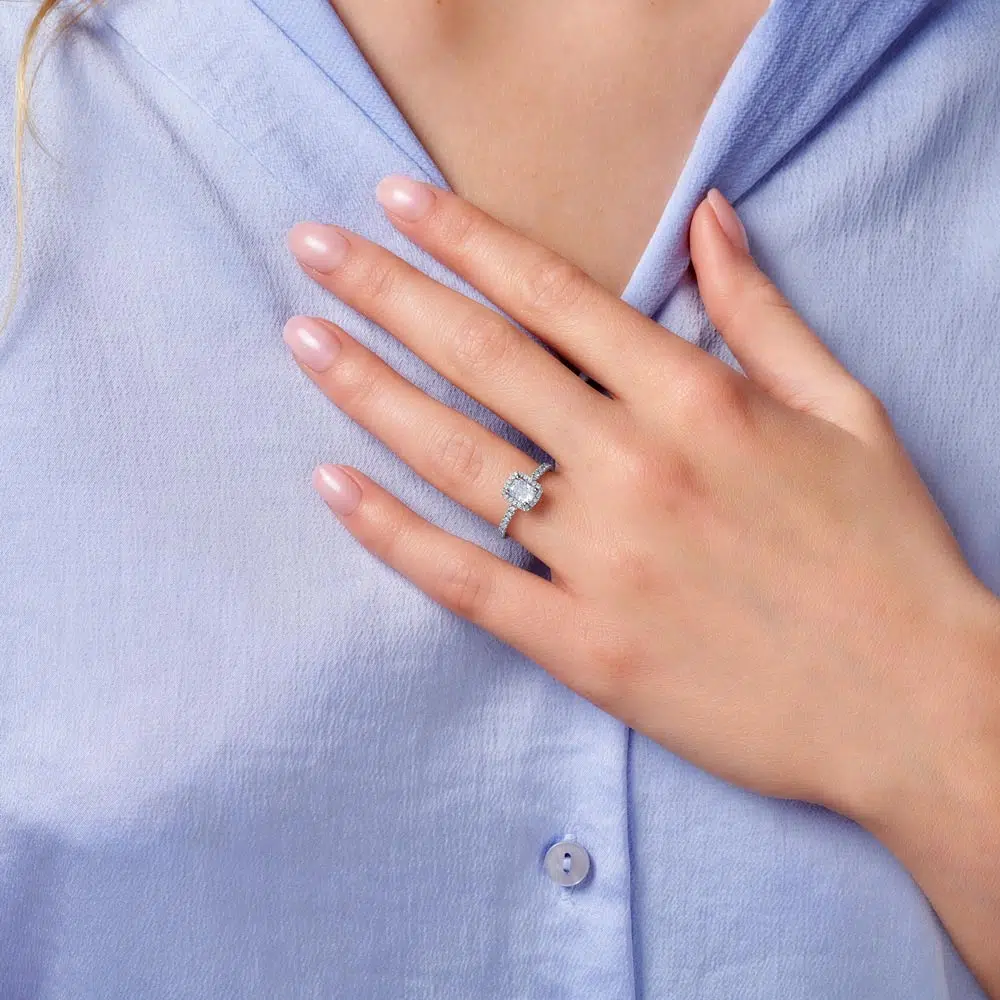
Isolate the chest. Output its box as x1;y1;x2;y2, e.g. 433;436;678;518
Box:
329;0;769;296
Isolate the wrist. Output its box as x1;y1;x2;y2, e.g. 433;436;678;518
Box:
856;581;1000;840
856;579;1000;840
849;581;1000;992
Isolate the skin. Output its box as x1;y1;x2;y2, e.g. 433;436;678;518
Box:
281;177;1000;996
329;0;770;296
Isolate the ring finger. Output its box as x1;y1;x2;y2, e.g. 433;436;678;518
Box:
282;314;573;558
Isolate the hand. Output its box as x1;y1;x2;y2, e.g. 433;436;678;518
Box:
283;176;999;822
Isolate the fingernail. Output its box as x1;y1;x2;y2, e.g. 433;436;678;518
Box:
375;174;435;222
706;188;749;252
286;223;349;272
282;315;341;372
313;464;362;515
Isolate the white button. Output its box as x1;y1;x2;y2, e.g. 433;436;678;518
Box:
544;839;591;887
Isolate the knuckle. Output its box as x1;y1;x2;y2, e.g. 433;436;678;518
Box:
657;452;705;510
745;267;784;307
716;287;753;336
435;553;490;617
673;367;756;436
357;498;406;564
709;376;758;435
524;255;590;313
606;430;704;515
426;425;486;490
333;356;382;408
433;204;480;254
351;252;397;303
449;308;514;375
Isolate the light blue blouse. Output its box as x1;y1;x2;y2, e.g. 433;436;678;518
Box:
1;0;998;996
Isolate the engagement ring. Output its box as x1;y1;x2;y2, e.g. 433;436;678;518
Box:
498;461;553;538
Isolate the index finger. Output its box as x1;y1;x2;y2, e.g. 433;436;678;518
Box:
373;173;710;399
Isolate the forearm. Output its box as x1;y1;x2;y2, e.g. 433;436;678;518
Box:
856;586;1000;998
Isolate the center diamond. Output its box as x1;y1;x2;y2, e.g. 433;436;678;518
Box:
502;472;542;510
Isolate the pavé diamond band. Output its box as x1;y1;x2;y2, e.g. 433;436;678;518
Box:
497;461;554;538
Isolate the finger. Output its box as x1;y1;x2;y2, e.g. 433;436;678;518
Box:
283;314;572;561
286;219;608;462
312;462;584;677
690;190;896;446
368;173;713;401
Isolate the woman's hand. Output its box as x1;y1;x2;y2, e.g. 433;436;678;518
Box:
284;176;1000;993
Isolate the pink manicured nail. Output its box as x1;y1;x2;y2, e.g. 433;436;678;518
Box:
313;464;362;515
282;315;341;372
286;223;349;272
706;188;750;252
375;174;435;222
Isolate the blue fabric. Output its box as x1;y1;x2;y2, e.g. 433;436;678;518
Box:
1;0;997;996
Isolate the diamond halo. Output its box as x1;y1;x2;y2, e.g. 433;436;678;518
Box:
498;462;553;537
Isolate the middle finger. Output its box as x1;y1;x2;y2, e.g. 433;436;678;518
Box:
286;221;610;463
282;314;574;561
